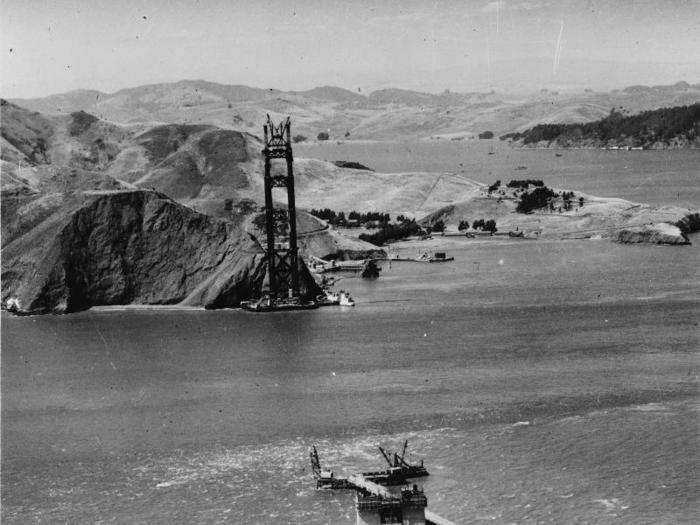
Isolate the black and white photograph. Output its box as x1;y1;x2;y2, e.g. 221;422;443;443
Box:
1;1;698;523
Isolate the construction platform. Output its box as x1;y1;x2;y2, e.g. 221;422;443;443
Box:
310;443;454;525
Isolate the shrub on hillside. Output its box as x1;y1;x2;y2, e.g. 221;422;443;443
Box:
332;160;374;171
69;111;99;136
317;132;329;141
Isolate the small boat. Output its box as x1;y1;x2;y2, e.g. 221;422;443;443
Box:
339;291;355;306
508;230;524;238
416;251;454;263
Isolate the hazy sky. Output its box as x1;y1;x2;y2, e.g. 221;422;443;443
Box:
2;0;699;97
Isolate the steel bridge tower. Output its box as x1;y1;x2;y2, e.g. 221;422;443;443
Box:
262;115;301;301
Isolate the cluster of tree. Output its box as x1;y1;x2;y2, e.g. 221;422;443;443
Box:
471;218;498;233
500;104;700;146
507;179;544;189
516;186;556;213
308;208;391;227
332;160;374;171
308;208;349;226
559;191;584;211
457;219;497;232
359;219;423;246
349;210;391;224
430;219;445;233
487;180;501;192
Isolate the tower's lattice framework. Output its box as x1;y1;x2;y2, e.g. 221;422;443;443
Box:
262;115;300;301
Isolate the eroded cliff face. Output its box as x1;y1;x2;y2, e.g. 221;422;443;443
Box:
1;190;316;314
615;223;690;245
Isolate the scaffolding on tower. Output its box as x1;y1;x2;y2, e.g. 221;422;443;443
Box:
242;115;318;311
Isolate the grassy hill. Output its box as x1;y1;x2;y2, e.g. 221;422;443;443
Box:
9;81;700;141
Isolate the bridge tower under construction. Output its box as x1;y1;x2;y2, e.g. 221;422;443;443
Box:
262;115;301;302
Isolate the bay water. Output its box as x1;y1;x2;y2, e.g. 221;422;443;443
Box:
2;143;699;523
2;237;697;523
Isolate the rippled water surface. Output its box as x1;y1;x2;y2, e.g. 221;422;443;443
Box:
3;236;698;523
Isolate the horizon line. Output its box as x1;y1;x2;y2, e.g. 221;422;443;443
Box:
6;77;700;101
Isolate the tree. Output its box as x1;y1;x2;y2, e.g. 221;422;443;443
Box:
488;180;501;193
458;220;470;231
317;132;329;141
483;219;497;234
516;186;556;213
344;131;350;138
432;219;445;232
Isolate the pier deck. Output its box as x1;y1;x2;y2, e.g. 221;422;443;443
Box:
346;474;454;525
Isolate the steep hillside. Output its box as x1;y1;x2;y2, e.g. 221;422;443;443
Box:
0;99;55;164
1;103;387;315
1;189;320;315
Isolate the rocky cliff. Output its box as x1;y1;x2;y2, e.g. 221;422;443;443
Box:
1;190;318;315
616;223;690;245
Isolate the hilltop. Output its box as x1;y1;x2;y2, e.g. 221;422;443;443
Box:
9;80;700;141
